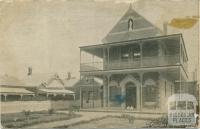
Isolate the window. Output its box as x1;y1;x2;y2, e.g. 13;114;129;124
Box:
145;85;157;102
177;101;186;110
128;18;134;31
132;44;141;59
133;53;140;57
187;101;194;110
121;46;130;61
143;42;158;57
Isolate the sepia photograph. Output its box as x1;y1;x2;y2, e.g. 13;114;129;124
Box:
0;0;199;128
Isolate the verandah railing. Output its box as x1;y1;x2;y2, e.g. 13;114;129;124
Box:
80;55;186;72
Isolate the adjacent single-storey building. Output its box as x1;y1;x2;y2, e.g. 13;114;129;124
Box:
0;74;75;113
0;72;102;113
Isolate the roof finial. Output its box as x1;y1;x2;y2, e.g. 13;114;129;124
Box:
128;3;133;10
128;0;136;10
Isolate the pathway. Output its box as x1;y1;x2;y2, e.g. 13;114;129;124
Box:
27;112;107;128
26;111;164;128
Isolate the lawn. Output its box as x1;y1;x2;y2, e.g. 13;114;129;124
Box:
61;116;150;128
1;110;80;128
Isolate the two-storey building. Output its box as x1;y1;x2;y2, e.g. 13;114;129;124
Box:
79;6;189;112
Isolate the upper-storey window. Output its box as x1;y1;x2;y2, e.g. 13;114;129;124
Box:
121;46;129;61
143;42;158;57
132;44;140;59
128;18;134;31
120;44;141;61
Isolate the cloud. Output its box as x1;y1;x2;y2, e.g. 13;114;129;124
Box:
169;17;198;29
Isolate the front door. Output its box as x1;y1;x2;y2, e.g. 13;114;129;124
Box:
126;83;137;108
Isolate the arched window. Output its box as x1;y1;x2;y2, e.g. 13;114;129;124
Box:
128;18;134;31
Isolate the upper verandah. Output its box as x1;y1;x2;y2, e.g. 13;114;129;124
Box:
80;33;188;62
79;5;189;74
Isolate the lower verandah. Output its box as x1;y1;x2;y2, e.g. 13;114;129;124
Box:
80;70;187;113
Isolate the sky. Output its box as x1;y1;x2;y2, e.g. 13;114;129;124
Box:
0;0;199;80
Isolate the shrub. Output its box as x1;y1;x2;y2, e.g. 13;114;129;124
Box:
120;113;135;124
128;115;135;124
2;110;81;128
23;110;31;117
5;124;15;128
68;105;75;117
146;115;168;128
22;110;31;124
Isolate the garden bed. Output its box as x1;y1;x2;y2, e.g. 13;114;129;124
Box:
56;114;150;128
1;110;80;128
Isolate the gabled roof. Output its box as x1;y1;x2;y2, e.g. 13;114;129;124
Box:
38;74;65;90
102;5;162;43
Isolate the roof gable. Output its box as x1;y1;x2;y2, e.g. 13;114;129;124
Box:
102;6;162;43
39;74;65;89
46;79;64;89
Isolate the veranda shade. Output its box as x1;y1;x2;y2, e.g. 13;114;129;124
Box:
38;88;75;95
168;93;198;105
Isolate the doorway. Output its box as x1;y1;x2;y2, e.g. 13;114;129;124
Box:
125;82;137;108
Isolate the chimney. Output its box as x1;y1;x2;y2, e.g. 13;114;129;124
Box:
27;67;32;76
163;22;168;35
67;72;71;80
